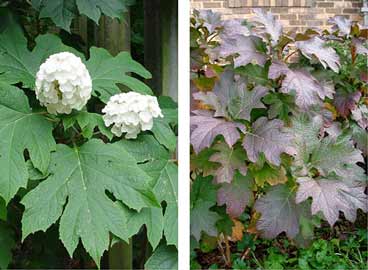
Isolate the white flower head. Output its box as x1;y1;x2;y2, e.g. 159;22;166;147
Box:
102;92;163;139
35;52;92;114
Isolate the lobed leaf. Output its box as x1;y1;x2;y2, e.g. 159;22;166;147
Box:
21;140;158;266
0;83;55;203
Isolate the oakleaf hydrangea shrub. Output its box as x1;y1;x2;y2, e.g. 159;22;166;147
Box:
190;9;367;248
0;7;177;269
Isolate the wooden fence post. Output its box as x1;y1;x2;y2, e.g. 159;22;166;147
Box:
144;0;178;100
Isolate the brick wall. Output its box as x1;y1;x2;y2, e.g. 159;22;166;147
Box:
191;0;363;31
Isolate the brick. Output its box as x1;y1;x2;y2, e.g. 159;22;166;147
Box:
317;2;334;8
343;8;360;14
298;14;316;20
203;2;222;8
280;14;297;20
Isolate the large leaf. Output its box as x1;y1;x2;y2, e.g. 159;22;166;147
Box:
217;35;267;68
269;61;332;109
228;85;268;121
310;135;363;177
217;171;254;218
190;176;220;241
0;25;80;89
86;47;152;103
21;140;158;266
119;135;178;247
252;9;283;45
296;177;367;226
255;185;309;239
32;0;77;31
33;0;132;31
328;16;352;36
191;110;245;153
242;117;295;166
295;37;340;72
151;117;177;152
0;83;55;203
209;142;247;183
76;0;130;24
145;244;178;270
122;206;164;250
0;223;15;269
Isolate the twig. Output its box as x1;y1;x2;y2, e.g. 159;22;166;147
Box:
284;50;299;63
240;235;258;260
224;235;232;267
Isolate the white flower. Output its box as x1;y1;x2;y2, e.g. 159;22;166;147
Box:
35;52;92;114
102;92;163;139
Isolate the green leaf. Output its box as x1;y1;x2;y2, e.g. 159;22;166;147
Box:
263;92;295;121
145;244;178;270
0;83;55;203
32;0;77;32
151;118;177;152
191;148;220;176
0;223;15;269
119;135;178;247
21;139;159;266
235;63;270;85
190;176;220;241
0;24;82;89
251;163;287;187
76;0;130;24
209;142;247;184
62;111;114;140
86;47;152;102
122;206;164;250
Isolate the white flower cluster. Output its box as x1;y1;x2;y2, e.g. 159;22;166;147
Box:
102;92;163;139
35;52;92;114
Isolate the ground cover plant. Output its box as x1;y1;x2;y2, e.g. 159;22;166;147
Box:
0;1;178;269
190;8;367;269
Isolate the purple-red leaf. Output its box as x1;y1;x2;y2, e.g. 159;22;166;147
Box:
252;8;283;45
242;117;296;166
255;185;309;239
190;110;245;153
217;35;267;68
217;171;253;217
296;177;367;226
333;90;361;118
269;61;332;109
328;16;352;36
295;37;340;72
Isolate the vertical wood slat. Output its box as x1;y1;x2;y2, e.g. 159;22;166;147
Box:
144;0;178;100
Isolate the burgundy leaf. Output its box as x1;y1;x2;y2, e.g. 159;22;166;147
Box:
296;177;367;226
217;172;253;217
242;117;296;166
269;61;331;109
217;35;267;68
190;110;245;153
295;37;340;72
328;16;352;36
252;8;283;45
333;90;361;118
255;185;309;239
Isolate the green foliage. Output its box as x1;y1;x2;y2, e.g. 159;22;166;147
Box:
31;0;133;31
0;6;177;269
